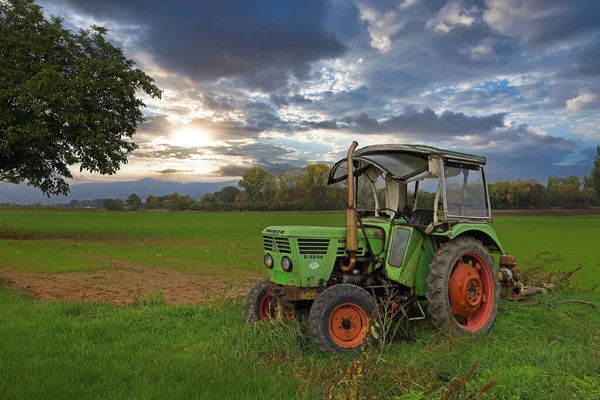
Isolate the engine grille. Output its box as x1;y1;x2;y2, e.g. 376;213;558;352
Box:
297;238;330;255
262;235;291;254
336;246;365;256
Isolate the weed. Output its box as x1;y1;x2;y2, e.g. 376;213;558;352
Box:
134;289;166;307
519;252;597;293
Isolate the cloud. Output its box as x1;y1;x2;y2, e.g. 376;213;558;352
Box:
484;0;600;46
566;91;600;112
52;0;347;89
215;158;297;177
155;169;194;174
426;1;477;34
306;107;506;137
37;0;600;185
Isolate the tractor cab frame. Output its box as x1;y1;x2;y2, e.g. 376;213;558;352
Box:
328;143;493;229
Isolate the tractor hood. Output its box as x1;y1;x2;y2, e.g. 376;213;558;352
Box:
263;225;384;240
261;224;387;287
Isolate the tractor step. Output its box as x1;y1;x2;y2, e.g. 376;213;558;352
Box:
393;296;426;321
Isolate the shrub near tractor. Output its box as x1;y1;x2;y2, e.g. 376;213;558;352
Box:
246;142;522;353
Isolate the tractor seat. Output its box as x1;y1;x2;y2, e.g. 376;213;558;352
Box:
408;209;434;226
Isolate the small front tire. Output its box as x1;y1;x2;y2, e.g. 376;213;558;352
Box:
245;279;275;323
309;284;378;353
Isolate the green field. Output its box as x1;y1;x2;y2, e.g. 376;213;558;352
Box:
0;210;599;399
0;210;598;285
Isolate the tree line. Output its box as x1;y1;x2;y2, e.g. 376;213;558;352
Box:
95;146;600;212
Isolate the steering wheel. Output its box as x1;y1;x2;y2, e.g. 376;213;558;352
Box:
378;208;400;220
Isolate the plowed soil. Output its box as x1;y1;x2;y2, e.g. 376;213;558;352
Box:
0;266;263;305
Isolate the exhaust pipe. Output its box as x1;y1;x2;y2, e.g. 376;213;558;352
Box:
342;141;359;273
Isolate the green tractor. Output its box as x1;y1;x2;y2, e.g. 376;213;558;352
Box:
245;142;521;353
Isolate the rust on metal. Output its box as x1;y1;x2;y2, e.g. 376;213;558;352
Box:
498;254;522;300
500;254;518;267
269;282;320;301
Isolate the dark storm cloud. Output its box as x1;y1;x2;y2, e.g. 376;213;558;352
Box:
469;123;585;181
53;0;347;88
306;108;506;136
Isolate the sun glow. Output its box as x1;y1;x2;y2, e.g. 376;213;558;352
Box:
170;128;213;147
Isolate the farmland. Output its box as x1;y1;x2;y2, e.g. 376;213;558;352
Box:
0;210;599;399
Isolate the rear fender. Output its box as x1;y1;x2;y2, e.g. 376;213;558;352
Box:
414;224;504;296
430;224;505;254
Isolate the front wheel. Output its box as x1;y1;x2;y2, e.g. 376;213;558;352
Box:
309;284;378;353
245;279;294;323
245;279;277;323
426;236;499;335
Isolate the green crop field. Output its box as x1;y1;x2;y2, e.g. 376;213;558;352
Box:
0;210;599;399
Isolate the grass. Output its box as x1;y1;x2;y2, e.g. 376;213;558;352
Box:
0;210;599;398
0;286;598;399
0;211;598;286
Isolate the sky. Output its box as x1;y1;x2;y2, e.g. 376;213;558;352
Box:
39;0;600;184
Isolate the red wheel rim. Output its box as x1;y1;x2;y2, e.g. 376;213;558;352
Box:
328;303;369;348
259;293;295;321
448;251;495;332
259;293;274;320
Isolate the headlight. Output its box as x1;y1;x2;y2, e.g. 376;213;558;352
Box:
281;256;293;272
264;253;274;269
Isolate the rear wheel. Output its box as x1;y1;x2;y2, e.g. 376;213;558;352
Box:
309;284;378;353
426;236;499;335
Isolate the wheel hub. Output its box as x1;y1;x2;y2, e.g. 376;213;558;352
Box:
449;262;483;318
329;303;369;348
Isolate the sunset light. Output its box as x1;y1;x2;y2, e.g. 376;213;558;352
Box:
170;128;213;147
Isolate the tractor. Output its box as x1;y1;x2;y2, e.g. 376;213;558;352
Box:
245;142;521;353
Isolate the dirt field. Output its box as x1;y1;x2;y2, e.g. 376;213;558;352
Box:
0;266;262;305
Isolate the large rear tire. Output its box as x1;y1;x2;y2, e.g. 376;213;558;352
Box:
308;284;378;353
426;236;499;335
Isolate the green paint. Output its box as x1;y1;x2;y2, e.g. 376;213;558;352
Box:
264;225;386;287
432;223;505;254
385;227;422;286
415;236;436;296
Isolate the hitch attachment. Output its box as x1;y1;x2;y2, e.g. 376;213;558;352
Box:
498;254;522;300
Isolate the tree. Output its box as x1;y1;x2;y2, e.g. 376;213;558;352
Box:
103;198;123;211
0;0;161;196
172;195;193;211
276;168;306;209
215;186;240;203
199;193;218;211
300;164;331;209
238;167;275;204
146;195;160;209
126;193;142;209
584;145;600;195
528;182;548;209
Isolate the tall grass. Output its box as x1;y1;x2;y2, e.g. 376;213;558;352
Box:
1;285;598;399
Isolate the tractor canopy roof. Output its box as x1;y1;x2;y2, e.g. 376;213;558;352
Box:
328;144;487;184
